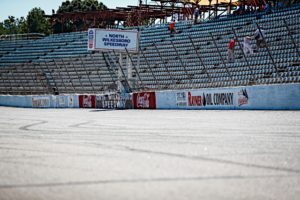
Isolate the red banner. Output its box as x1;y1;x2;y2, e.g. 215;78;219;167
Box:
79;95;96;108
133;92;156;109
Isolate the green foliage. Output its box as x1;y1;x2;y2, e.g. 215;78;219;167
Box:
53;0;108;33
0;7;51;35
27;7;51;34
0;1;108;35
18;17;28;34
57;0;107;13
0;16;28;35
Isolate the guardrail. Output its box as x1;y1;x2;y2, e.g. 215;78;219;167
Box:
0;33;45;41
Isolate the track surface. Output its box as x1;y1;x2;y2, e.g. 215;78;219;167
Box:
0;107;299;200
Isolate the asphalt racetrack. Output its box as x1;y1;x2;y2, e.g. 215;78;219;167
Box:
0;107;299;200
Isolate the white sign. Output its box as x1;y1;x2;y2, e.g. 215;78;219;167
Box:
87;29;139;52
32;97;50;108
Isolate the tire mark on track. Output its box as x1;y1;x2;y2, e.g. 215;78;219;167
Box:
0;174;297;189
87;143;300;174
19;120;48;131
69;121;94;128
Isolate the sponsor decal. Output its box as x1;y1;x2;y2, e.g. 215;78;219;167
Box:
188;92;202;106
57;96;65;107
79;95;96;108
96;94;119;109
133;92;156;109
32;97;50;108
83;95;92;108
68;96;74;108
176;92;187;107
238;89;249;106
88;29;94;49
181;91;234;107
137;93;150;108
212;92;233;106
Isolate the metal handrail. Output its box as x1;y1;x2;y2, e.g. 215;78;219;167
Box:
254;22;280;77
139;47;159;86
89;53;106;91
231;27;255;81
209;32;233;82
283;19;300;58
60;58;76;93
153;42;176;87
78;55;96;93
188;36;212;83
170;40;192;85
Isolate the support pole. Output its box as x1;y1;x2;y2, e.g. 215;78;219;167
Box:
111;51;133;92
125;48;145;89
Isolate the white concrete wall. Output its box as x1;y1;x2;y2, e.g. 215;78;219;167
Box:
0;95;80;108
1;84;300;110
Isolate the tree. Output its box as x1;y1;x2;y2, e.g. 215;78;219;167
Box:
57;0;107;13
3;16;18;34
0;22;6;35
27;7;51;35
54;0;108;33
18;17;28;34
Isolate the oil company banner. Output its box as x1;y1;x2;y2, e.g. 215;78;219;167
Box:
87;28;139;52
133;92;156;109
156;87;248;109
79;95;96;108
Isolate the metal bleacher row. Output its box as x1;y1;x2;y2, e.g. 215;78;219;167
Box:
0;4;300;95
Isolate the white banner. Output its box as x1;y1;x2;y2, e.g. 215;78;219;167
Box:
88;29;139;52
32;97;50;108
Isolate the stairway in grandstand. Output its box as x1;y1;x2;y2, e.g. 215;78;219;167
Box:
0;4;300;95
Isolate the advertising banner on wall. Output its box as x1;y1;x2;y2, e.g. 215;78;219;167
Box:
96;94;118;109
87;28;139;52
55;95;67;108
133;92;156;109
176;89;248;108
156;87;252;110
79;95;96;108
32;97;50;108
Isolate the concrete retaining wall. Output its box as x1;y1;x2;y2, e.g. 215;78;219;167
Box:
134;83;300;110
1;84;300;110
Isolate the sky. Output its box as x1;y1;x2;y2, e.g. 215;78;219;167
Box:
0;0;139;21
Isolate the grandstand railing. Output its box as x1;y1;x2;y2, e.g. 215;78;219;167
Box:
0;33;45;41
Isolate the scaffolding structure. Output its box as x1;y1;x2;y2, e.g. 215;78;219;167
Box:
48;0;267;32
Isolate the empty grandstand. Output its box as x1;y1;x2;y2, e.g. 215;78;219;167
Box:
0;0;299;109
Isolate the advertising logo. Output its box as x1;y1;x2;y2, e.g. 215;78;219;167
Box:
238;89;249;106
137;93;150;108
88;29;94;49
188;92;202;106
